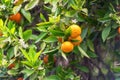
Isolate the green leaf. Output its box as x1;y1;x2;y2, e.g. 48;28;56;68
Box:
49;15;60;23
30;72;39;80
70;0;79;10
102;26;111;42
21;9;32;23
65;10;76;17
76;13;85;22
13;5;22;14
19;27;23;38
40;13;46;22
22;69;35;79
78;46;89;58
78;66;89;73
35;32;47;43
98;17;111;23
40;42;46;51
81;8;88;16
36;22;53;32
37;27;48;32
23;30;32;41
87;39;94;52
28;47;36;62
30;34;38;40
14;46;19;57
25;0;39;10
33;50;42;63
70;0;85;10
37;22;53;27
87;51;97;58
44;36;57;43
0;19;3;27
65;27;71;37
10;27;15;34
50;29;65;36
7;69;18;75
65;73;74;79
44;75;60;80
107;29;117;40
21;61;33;67
20;48;30;61
7;47;14;60
81;27;88;40
43;47;58;54
61;51;68;61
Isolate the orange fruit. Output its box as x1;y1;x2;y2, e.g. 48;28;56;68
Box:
71;36;82;46
8;63;15;69
61;41;74;53
57;37;63;43
53;56;57;63
9;12;22;23
43;55;49;64
17;77;23;80
118;27;120;34
69;24;81;38
0;31;3;36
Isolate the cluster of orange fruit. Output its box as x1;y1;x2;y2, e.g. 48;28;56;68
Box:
60;24;82;53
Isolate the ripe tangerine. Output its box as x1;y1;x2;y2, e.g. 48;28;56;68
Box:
71;36;82;46
9;12;22;23
69;24;81;38
61;41;74;53
17;77;23;80
118;27;120;34
43;55;49;64
8;63;15;69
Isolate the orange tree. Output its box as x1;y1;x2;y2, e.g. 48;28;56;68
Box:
0;0;120;80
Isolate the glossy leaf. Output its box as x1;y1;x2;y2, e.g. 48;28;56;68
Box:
81;27;88;40
40;13;46;22
21;9;32;23
50;29;65;36
102;26;111;42
25;0;39;10
19;27;23;38
22;69;35;79
23;30;32;41
35;32;47;43
78;46;89;58
13;5;22;14
44;36;57;43
20;48;31;61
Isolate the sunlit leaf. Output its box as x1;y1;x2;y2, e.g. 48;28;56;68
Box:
40;13;46;22
21;9;32;23
25;0;39;10
44;36;57;43
78;46;89;58
13;5;22;14
20;48;30;61
23;30;32;41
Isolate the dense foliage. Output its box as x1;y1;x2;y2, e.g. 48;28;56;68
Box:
0;0;120;80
